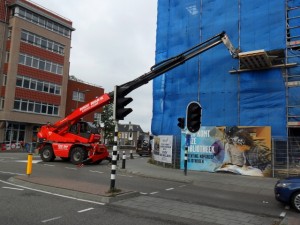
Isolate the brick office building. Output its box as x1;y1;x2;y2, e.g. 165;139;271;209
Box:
0;0;74;150
66;76;105;124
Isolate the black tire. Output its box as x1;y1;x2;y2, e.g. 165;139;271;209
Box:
291;191;300;212
40;145;55;162
70;147;87;165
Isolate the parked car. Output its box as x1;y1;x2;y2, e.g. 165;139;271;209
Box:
274;176;300;212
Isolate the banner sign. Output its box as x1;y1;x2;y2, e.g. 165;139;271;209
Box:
180;126;271;177
153;135;173;163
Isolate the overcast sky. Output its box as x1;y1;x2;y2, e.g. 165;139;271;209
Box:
32;0;157;132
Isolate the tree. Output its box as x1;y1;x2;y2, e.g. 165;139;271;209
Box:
101;104;115;144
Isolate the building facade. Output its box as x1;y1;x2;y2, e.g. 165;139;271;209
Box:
66;76;104;124
0;0;74;150
152;0;300;140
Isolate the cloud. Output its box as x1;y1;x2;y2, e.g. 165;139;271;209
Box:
32;0;157;132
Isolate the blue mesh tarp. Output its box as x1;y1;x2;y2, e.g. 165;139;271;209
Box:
152;0;289;138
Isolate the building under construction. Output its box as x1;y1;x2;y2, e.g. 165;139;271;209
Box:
151;1;300;172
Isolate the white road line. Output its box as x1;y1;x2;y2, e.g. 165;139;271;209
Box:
43;164;55;167
166;188;174;191
78;207;94;213
150;191;158;195
140;192;148;195
15;160;42;164
89;170;104;174
0;171;25;176
42;216;62;223
65;167;77;170
2;186;24;191
0;179;105;205
118;174;133;178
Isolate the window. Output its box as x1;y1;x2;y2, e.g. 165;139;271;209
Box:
16;76;22;87
23;77;30;88
14;99;59;116
72;91;84;102
19;53;63;75
16;75;61;95
19;54;25;64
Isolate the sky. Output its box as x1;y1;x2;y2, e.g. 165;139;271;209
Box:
31;0;158;132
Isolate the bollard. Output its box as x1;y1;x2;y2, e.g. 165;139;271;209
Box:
26;153;33;176
117;150;120;161
122;150;126;169
130;150;133;159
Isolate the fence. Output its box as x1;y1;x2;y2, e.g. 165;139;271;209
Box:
272;137;300;178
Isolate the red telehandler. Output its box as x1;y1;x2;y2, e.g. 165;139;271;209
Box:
37;31;238;165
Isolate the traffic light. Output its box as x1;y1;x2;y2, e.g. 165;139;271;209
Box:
186;102;201;133
177;117;185;129
113;85;133;121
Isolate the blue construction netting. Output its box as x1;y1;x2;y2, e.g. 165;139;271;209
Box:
152;0;292;138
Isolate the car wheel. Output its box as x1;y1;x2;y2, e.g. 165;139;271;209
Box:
40;146;55;162
291;191;300;212
70;147;87;165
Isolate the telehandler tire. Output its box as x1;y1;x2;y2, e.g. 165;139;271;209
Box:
40;146;55;162
70;147;87;165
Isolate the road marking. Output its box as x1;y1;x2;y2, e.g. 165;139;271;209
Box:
65;167;77;170
42;216;62;223
118;174;133;178
2;186;24;191
43;164;55;167
150;191;158;195
0;179;106;205
0;171;25;176
15;160;42;164
166;188;174;191
78;207;94;213
89;170;104;174
140;192;148;195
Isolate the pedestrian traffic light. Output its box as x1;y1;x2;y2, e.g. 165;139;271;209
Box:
186;102;201;133
177;117;185;129
113;85;133;121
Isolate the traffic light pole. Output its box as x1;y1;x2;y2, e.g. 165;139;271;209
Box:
184;134;191;176
110;121;119;191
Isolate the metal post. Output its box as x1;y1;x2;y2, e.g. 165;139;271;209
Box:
184;134;191;176
130;149;133;159
122;150;126;169
110;122;118;191
184;146;188;176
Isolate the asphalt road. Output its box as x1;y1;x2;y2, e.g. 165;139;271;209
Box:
0;152;298;224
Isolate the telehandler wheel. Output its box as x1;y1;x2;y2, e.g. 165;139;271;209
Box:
70;147;87;165
40;146;55;162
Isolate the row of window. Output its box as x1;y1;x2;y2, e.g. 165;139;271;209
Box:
12;6;71;38
19;53;63;75
16;75;61;95
21;30;65;55
14;98;59;116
